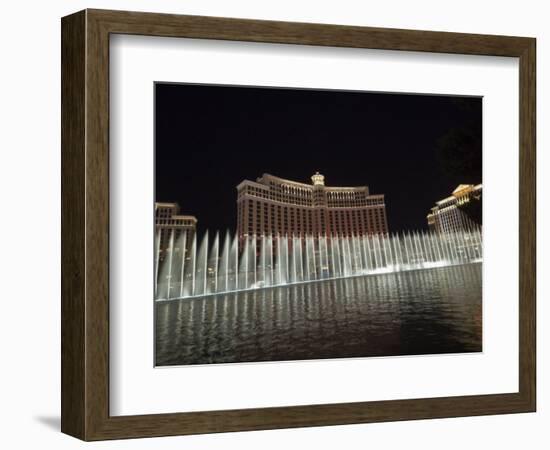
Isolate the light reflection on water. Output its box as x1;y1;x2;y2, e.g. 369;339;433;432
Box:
155;263;482;366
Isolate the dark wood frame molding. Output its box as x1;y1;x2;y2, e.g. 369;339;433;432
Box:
61;9;536;441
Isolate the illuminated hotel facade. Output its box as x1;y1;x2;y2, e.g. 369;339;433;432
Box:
155;202;197;262
427;184;482;234
236;172;388;239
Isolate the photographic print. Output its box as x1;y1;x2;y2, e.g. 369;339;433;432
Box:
154;83;482;367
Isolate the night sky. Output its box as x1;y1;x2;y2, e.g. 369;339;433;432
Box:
155;83;481;234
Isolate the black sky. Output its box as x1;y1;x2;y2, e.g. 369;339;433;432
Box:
155;83;481;234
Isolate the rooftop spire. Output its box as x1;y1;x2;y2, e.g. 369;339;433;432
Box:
311;171;325;186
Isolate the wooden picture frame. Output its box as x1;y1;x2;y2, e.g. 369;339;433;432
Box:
61;9;536;441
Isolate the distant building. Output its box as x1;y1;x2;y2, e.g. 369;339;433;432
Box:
236;172;388;240
155;202;197;262
427;184;482;234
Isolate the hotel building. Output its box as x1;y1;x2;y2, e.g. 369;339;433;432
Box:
155;202;197;262
236;172;388;239
427;184;482;234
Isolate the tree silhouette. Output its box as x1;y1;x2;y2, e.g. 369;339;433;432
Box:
436;125;482;182
435;98;482;225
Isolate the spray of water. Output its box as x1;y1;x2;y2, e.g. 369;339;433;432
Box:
155;228;482;301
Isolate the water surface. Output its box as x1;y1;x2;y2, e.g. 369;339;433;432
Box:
155;263;482;366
